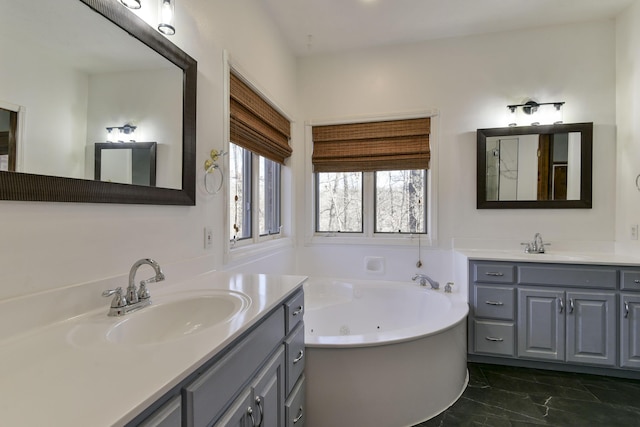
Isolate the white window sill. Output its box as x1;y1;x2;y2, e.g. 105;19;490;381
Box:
227;236;294;264
306;234;435;247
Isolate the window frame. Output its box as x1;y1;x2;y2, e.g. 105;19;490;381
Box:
306;112;438;247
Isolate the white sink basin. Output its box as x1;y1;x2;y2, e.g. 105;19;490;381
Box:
69;290;251;347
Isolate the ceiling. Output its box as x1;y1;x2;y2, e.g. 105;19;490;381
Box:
262;0;635;57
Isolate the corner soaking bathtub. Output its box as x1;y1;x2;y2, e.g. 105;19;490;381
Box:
303;278;469;427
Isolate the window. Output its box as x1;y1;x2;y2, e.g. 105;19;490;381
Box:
229;143;282;243
375;170;426;233
315;170;427;235
312;117;431;238
228;70;291;246
316;172;363;232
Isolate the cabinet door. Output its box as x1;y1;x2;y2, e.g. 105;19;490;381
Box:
565;291;616;366
518;288;565;361
213;388;254;427
621;294;640;369
252;347;285;427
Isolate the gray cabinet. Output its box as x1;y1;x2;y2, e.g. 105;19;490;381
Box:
517;288;615;366
133;289;304;427
621;293;640;369
469;260;640;375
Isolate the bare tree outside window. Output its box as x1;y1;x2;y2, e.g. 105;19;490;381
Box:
375;170;426;233
316;172;363;232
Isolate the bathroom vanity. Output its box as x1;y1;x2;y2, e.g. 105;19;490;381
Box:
0;271;306;426
467;255;640;377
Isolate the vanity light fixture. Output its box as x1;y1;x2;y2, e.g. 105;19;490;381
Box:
158;0;176;36
119;0;142;9
507;100;564;126
106;123;137;143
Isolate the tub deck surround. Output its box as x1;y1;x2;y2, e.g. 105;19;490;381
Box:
0;270;306;427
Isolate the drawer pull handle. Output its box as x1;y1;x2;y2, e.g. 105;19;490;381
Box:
293;350;304;364
485;336;504;342
293;407;304;424
625;301;630;318
485;300;504;306
559;297;564;313
255;396;264;427
485;272;504;277
247;406;256;426
293;306;304;316
569;298;575;314
635;279;640;284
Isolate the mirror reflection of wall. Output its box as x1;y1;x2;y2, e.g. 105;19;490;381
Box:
0;0;183;189
484;132;581;202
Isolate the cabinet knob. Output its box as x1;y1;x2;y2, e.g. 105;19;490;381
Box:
293;306;304;316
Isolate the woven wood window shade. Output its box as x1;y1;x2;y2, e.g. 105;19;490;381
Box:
230;72;292;164
312;117;431;172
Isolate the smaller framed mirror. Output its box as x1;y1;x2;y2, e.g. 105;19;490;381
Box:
477;122;593;209
95;142;157;187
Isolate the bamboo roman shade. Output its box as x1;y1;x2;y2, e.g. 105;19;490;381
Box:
230;72;292;164
311;117;431;172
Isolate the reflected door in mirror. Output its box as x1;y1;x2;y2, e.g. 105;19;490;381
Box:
95;142;157;186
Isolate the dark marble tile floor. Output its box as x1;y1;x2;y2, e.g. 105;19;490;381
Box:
414;363;640;427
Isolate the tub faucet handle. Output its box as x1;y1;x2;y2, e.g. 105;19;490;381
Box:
444;282;454;293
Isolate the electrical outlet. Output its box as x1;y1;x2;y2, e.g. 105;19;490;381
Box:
632;224;638;241
204;227;213;249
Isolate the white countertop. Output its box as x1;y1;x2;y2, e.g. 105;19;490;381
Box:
0;271;306;427
457;249;640;266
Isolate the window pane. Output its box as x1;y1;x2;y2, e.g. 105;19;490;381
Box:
316;172;363;232
375;170;426;233
229;143;252;241
259;157;281;236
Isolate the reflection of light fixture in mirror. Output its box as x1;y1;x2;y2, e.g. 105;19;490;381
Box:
158;0;176;36
119;0;141;9
106;123;137;142
506;100;564;126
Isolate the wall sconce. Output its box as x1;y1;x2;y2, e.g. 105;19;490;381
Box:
507;100;564;126
106;123;137;143
119;0;142;9
158;0;176;36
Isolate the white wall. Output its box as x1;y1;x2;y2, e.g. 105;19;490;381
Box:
616;0;640;255
86;68;184;188
295;20;617;285
0;38;88;178
0;0;298;302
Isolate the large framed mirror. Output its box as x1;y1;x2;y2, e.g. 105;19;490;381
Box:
0;0;196;205
477;122;593;209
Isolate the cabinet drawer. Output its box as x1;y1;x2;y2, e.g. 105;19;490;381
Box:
518;265;617;289
473;263;515;284
285;375;305;427
285;290;305;334
285;322;305;396
474;286;515;320
621;270;640;291
184;307;285;427
473;320;515;356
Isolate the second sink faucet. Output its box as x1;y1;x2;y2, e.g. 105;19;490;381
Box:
521;233;549;254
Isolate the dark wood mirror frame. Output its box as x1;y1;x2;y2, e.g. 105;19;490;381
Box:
477;122;593;209
0;0;196;205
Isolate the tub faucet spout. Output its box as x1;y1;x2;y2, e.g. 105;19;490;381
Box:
412;273;439;290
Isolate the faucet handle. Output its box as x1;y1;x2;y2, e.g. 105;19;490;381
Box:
102;287;127;308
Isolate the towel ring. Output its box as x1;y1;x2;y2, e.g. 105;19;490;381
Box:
203;149;226;195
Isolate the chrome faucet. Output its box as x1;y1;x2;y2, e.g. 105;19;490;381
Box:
412;273;440;290
102;258;165;316
521;232;549;254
